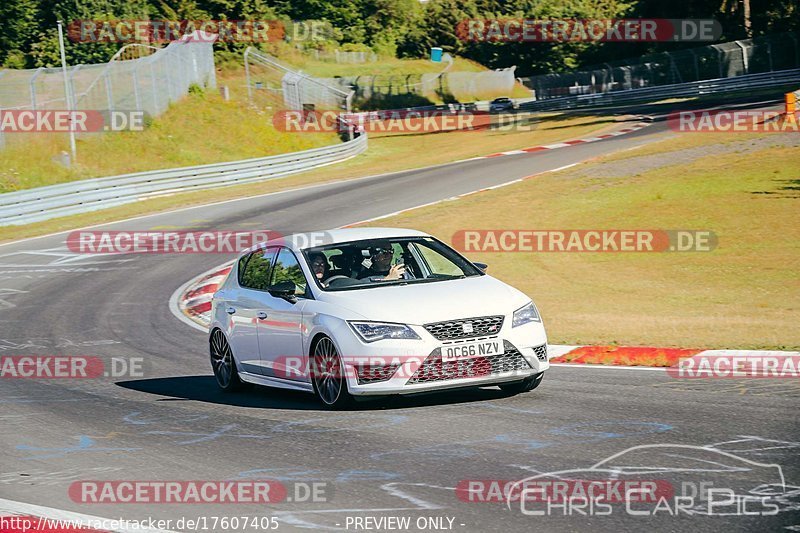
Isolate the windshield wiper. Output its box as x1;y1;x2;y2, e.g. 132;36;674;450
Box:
406;275;464;284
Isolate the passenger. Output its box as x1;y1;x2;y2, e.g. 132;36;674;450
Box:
359;241;405;280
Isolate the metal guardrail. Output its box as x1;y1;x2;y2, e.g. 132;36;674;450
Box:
518;69;800;112
0;134;367;226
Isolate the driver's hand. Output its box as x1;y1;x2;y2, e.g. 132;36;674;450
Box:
383;264;406;280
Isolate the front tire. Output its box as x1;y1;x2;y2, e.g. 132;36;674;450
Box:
311;336;353;409
210;329;243;392
499;372;544;394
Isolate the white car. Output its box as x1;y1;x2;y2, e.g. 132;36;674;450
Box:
209;228;548;408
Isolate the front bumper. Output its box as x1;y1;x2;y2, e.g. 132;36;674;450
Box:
335;320;548;396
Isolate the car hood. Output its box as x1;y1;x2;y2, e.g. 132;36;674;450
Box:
316;274;530;325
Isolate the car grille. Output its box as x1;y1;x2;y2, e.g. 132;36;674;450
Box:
423;315;504;341
407;341;531;384
356;363;401;385
533;344;548;361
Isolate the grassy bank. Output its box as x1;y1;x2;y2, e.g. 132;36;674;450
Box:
0;86;339;193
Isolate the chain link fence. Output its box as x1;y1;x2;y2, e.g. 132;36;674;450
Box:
0;33;216;149
244;47;353;121
521;32;800;99
247;48;515;110
312;67;517;109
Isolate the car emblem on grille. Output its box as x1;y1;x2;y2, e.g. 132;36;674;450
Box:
488;325;497;332
462;322;474;334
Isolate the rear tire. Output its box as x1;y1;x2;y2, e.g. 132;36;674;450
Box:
499;372;544;394
210;329;243;392
311;336;353;409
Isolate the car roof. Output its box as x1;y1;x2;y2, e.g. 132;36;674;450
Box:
243;227;431;254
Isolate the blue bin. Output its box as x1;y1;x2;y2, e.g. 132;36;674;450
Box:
430;47;443;63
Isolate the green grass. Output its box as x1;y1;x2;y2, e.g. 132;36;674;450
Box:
359;134;800;351
267;45;489;77
0;80;339;193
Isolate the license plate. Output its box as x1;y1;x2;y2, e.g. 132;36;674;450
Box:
442;340;503;361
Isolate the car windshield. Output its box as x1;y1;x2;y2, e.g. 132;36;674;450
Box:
304;236;483;291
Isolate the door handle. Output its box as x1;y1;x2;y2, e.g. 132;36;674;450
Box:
256;311;268;320
226;306;236;315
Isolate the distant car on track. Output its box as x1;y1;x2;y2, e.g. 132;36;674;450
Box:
209;228;548;408
489;97;515;113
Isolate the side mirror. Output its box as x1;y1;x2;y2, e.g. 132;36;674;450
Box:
473;262;488;272
268;280;298;302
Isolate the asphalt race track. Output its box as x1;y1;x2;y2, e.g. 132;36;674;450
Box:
1;119;798;532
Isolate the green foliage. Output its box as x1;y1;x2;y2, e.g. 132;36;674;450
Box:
1;0;797;74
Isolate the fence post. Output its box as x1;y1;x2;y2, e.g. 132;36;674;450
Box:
689;49;699;81
0;71;5;149
734;40;749;74
149;58;159;114
244;47;253;104
132;64;142;111
68;65;82;109
172;48;181;101
345;91;354;141
603;63;612;92
206;44;216;89
104;72;114;113
29;67;44;109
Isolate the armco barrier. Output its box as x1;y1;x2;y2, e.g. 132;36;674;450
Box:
518;69;800;112
0;134;367;226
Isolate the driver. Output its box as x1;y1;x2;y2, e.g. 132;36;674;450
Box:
308;252;331;283
358;241;405;281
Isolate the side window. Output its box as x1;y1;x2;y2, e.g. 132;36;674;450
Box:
239;248;276;290
271;248;308;296
411;242;464;277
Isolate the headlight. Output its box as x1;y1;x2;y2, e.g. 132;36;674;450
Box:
512;301;541;327
348;321;421;343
